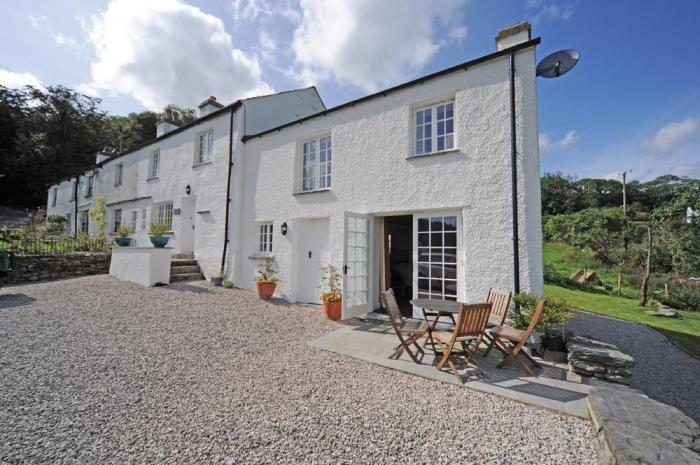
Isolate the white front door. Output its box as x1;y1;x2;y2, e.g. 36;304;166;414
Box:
343;212;373;318
295;218;330;304
179;197;195;254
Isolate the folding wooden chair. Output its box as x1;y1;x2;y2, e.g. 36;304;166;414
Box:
432;303;492;381
484;299;546;376
483;287;512;345
380;289;429;363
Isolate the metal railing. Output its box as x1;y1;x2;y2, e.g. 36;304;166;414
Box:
0;232;110;255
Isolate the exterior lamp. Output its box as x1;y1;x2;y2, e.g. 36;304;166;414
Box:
185;184;191;195
280;222;288;236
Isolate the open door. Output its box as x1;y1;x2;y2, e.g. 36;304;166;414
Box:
343;212;373;318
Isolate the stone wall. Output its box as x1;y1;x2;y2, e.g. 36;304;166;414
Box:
0;253;111;285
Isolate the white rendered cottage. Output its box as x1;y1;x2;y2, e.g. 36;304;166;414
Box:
47;89;325;277
227;24;544;319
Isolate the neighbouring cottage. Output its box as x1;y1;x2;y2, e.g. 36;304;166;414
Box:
48;23;544;320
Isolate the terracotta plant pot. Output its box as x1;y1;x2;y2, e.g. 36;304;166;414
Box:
256;281;276;300
323;300;342;321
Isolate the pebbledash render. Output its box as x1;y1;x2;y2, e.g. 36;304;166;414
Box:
48;24;544;320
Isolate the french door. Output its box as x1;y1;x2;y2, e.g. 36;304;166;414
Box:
414;213;459;304
343;212;373;318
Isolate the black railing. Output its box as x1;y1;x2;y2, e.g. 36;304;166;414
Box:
0;233;110;255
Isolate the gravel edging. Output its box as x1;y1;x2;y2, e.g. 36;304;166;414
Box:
0;276;597;464
567;311;700;424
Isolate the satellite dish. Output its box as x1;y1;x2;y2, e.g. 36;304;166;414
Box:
536;49;580;78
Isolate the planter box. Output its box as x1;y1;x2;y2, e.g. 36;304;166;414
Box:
109;247;172;286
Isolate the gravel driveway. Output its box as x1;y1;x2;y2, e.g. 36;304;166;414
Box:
0;276;596;464
567;311;700;424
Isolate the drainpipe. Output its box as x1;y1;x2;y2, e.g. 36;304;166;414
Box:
509;50;520;294
221;106;236;274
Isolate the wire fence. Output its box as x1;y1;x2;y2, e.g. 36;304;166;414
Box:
0;233;110;255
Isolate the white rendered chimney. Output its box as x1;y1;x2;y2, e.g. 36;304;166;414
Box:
95;151;111;164
157;105;179;137
198;96;224;117
495;22;532;51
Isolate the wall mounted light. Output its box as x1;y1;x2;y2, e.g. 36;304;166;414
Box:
185;184;191;195
281;222;288;236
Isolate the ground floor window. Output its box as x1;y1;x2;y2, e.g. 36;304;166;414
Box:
156;203;173;230
113;209;122;233
79;211;89;234
258;222;273;253
416;215;457;300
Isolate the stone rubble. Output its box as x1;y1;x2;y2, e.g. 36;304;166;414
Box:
567;336;635;384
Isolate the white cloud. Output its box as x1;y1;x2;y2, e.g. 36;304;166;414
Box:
645;118;700;156
527;1;574;23
258;30;277;63
53;34;80;49
0;69;44;90
449;25;469;43
27;14;48;29
539;129;577;152
290;0;468;92
82;0;272;111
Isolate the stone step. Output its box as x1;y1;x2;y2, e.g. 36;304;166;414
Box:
170;273;205;283
170;259;197;267
170;265;200;274
172;253;194;260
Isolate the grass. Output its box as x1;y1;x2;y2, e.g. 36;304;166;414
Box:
545;284;700;358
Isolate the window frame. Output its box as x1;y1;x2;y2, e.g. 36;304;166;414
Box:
79;211;89;234
114;163;123;187
51;187;57;207
257;222;273;254
195;129;214;166
149;150;160;179
300;134;332;193
113;209;122;233
155;202;173;231
412;100;455;157
131;210;138;230
85;175;94;198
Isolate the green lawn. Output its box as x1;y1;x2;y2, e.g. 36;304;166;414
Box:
545;284;700;358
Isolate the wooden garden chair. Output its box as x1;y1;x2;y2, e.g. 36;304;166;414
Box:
380;289;429;363
483;287;512;344
432;303;492;381
483;299;546;376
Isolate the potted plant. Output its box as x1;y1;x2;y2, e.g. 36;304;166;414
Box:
513;292;575;354
222;279;234;289
210;268;224;287
320;264;342;320
148;222;170;248
255;256;278;300
114;226;133;247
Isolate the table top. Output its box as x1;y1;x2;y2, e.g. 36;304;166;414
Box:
410;298;461;314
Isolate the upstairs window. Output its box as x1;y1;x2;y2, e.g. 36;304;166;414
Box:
156;202;173;230
86;175;94;198
197;130;213;164
302;135;332;192
113;209;122;233
258;223;273;253
51;187;57;207
414;101;454;156
114;163;123;187
150;151;160;178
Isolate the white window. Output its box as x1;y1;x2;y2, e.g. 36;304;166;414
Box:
51;187;57;207
86;175;94;198
416;215;458;300
113;209;122;233
197;130;213;164
114;163;123;187
141;209;147;230
302;135;332;192
414;101;454;156
79;211;89;234
258;223;273;253
131;210;138;230
150;151;160;178
156;203;173;230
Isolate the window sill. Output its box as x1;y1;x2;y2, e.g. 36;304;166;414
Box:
146;176;159;182
248;254;274;260
192;160;213;168
293;188;332;196
406;148;460;160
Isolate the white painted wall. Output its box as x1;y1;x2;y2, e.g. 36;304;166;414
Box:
110;247;172;286
230;45;543;311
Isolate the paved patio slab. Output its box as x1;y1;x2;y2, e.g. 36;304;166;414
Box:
311;322;636;418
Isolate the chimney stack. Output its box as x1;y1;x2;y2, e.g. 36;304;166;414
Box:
495;22;531;51
157;105;180;137
198;95;224;117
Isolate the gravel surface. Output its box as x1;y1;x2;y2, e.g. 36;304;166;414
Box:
567;311;700;423
1;276;596;464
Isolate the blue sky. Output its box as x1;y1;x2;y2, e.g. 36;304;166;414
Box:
1;0;699;181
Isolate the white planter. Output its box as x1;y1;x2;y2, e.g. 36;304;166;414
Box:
109;247;172;286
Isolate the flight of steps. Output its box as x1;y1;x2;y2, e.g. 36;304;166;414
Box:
169;253;205;283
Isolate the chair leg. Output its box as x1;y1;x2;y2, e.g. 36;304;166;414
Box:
483;335;497;357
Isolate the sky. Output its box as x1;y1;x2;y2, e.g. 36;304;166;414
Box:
1;0;699;182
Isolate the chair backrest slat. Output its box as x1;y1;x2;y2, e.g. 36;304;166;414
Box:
380;289;404;327
455;303;492;337
520;299;546;341
486;287;512;325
